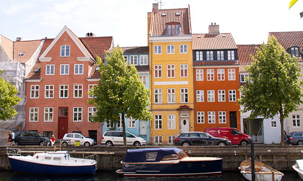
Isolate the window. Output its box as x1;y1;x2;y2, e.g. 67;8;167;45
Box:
181;88;188;103
228;68;236;80
140;55;148;65
128;117;136;128
154;65;162;78
88;84;97;98
168;136;175;144
208;111;215;123
44;107;53;122
196;69;204;81
46;65;55;75
60;64;69;75
207;69;214;81
167;45;175;54
140;75;147;85
197;111;205;123
180;64;188;77
218;111;226;123
240;74;249;83
30;85;39;98
207;90;215;102
29;107;39;122
88;107;96;122
154;136;163;144
218;90;225;102
154;45;162;54
74;84;83;98
290;47;300;57
217;69;225;81
196;51;203;61
45;85;54;98
217;51;224;60
180;45;188;53
124;56;128;62
130;55;138;65
59;85;68;98
168;114;176;129
154;89;162;103
196;90;204;102
166;23;180;35
206;51;213;60
229;90;236;102
74;64;83;75
60;45;70;57
155;115;162;129
227;50;235;60
73;107;82;122
167;64;175;78
271;120;277;128
293;115;301;127
167;88;175;103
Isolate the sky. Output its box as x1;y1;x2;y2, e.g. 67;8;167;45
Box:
0;0;302;47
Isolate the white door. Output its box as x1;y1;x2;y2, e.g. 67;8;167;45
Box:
181;118;190;133
139;121;147;135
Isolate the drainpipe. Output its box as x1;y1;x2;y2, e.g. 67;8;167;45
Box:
150;42;153;143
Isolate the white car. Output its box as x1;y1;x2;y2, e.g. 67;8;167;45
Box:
61;133;95;146
101;131;146;146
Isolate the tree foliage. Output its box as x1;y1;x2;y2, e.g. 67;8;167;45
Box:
0;72;22;120
87;47;152;145
238;36;303;144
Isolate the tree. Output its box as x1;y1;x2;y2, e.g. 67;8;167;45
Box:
238;36;303;145
0;71;22;120
87;47;152;146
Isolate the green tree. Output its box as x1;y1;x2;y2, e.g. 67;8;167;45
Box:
0;71;22;120
87;47;152;146
238;36;303;145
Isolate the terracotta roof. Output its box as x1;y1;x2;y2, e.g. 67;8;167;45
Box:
0;35;13;61
120;46;149;54
13;39;42;63
193;33;237;50
237;44;260;72
149;6;191;36
269;31;303;50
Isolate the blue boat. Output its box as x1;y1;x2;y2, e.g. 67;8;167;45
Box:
116;147;222;177
7;148;97;175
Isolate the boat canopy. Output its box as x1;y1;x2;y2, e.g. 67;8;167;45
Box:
123;148;183;162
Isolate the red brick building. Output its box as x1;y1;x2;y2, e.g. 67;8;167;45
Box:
24;26;113;143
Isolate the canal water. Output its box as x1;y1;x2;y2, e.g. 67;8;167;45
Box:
0;171;301;181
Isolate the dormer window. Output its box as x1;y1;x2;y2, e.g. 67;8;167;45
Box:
289;46;300;57
165;22;181;35
60;45;70;57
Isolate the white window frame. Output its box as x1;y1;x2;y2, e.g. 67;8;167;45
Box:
128;117;136;128
197;111;205;124
228;68;236;80
181;88;189;103
293;115;301;127
154;45;162;54
140;55;148;65
29;107;39;122
218;111;226;123
154;136;163;144
206;51;213;60
45;85;54;98
155;115;162;129
30;85;39;98
240;74;249;83
271;120;277;128
180;44;188;54
73;84;83;98
140;75;147;85
196;69;204;81
59;85;68;98
44;107;53;122
74;64;84;75
217;51;224;60
227;50;235;60
196;51;203;61
167;45;175;54
207;90;215;102
208;111;216;124
73;107;82;122
60;64;69;75
228;90;236;102
291;47;300;57
218;90;225;102
180;64;188;78
196;90;204;102
88;84;97;98
207;69;214;81
167;64;175;78
88;107;97;122
168;136;175;144
130;55;138;65
167;114;176;129
154;65;162;78
154;88;162;103
60;45;70;57
167;88;175;103
46;64;55;75
217;69;225;81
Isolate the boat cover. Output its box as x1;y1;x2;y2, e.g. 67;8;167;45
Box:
123;148;183;162
296;159;303;171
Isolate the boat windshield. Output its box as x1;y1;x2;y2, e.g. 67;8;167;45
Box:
178;151;188;159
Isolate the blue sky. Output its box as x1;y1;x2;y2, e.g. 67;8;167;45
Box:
0;0;302;46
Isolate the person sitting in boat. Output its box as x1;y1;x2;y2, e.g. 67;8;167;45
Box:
51;135;56;146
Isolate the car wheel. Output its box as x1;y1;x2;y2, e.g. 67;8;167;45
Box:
105;141;113;147
84;142;90;147
298;141;303;145
218;142;226;146
134;141;141;146
240;140;248;146
39;142;45;146
182;142;190;146
62;142;68;146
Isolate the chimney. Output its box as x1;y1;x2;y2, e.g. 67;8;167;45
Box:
86;32;95;37
153;3;159;13
208;22;220;34
16;37;22;41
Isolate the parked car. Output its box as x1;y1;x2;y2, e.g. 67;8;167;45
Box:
205;127;251;146
101;131;146;146
14;131;50;146
173;132;231;146
287;132;303;145
61;133;95;146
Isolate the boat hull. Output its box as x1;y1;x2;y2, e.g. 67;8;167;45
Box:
292;165;303;180
119;159;222;177
240;171;283;181
8;157;96;175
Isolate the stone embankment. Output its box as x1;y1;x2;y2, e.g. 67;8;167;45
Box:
0;145;302;171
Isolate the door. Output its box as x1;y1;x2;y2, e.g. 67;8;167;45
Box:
139;121;147;135
229;111;237;128
89;130;97;144
58;107;68;139
180;118;190;133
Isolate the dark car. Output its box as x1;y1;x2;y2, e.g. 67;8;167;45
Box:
174;132;231;146
14;131;50;146
287;132;303;145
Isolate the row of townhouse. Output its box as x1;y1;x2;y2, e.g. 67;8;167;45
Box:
1;3;302;145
